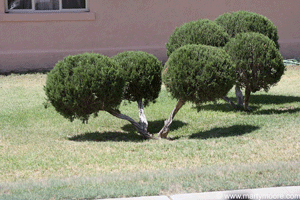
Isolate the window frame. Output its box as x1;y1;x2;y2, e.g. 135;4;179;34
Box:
5;0;89;13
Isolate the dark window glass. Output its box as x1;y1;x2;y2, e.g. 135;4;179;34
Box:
62;0;85;9
8;0;32;9
36;0;59;10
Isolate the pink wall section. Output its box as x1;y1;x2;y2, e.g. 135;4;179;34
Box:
0;0;300;73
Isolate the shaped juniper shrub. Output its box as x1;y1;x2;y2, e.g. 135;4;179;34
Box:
215;10;279;49
159;44;236;138
113;51;162;135
166;19;230;57
224;32;285;111
44;53;155;139
215;11;280;108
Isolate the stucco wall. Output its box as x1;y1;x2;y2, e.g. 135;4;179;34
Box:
0;0;299;73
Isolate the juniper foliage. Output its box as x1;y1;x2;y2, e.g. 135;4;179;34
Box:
113;51;162;107
224;32;285;110
44;53;125;123
215;10;279;49
166;19;230;57
163;44;236;105
158;44;236;138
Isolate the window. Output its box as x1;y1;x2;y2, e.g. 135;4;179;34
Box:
6;0;88;12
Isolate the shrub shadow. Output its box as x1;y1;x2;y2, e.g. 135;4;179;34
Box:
68;131;144;142
68;120;188;142
197;94;300;113
194;101;261;113
121;120;188;135
194;102;236;112
253;107;300;115
250;94;300;105
189;125;260;139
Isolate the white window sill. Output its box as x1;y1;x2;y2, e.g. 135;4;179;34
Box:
0;12;95;22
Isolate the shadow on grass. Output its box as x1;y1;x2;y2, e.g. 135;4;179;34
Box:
250;94;300;105
249;94;300;115
189;125;260;139
121;120;188;135
68;131;144;142
194;102;236;112
197;94;300;113
69;120;188;142
195;102;260;113
253;107;300;115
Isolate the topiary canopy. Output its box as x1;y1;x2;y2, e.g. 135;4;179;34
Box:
163;44;236;105
215;10;279;49
166;19;230;57
159;44;236;138
224;32;284;93
44;53;125;123
224;32;285;111
113;51;162;106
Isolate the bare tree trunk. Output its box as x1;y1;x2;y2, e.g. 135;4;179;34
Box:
223;96;237;109
137;99;148;133
223;85;252;112
105;108;155;139
235;84;244;107
158;99;185;139
222;84;243;110
244;86;251;111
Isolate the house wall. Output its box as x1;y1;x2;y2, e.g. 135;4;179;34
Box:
0;0;299;73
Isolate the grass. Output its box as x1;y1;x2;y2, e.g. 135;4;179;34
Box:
0;66;300;199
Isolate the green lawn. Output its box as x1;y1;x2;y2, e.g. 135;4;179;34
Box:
1;66;300;199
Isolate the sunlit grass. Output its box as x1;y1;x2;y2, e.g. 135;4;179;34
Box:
0;66;300;199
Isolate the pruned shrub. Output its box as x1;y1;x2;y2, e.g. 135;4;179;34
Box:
215;10;279;49
166;19;230;57
44;53;155;139
163;45;236;104
113;51;162;106
159;44;236;138
44;53;124;123
224;32;285;111
113;51;162;134
215;10;280;109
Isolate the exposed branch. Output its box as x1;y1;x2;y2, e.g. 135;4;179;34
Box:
222;96;237;109
105;108;156;139
235;84;244;106
158;99;185;139
138;99;148;133
223;84;244;110
243;86;252;112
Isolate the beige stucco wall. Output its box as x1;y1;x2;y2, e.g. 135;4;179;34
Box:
0;0;300;73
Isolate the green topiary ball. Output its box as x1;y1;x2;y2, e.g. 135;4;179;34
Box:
163;44;236;104
224;32;285;93
113;51;162;106
166;19;230;57
44;53;125;123
215;11;279;49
